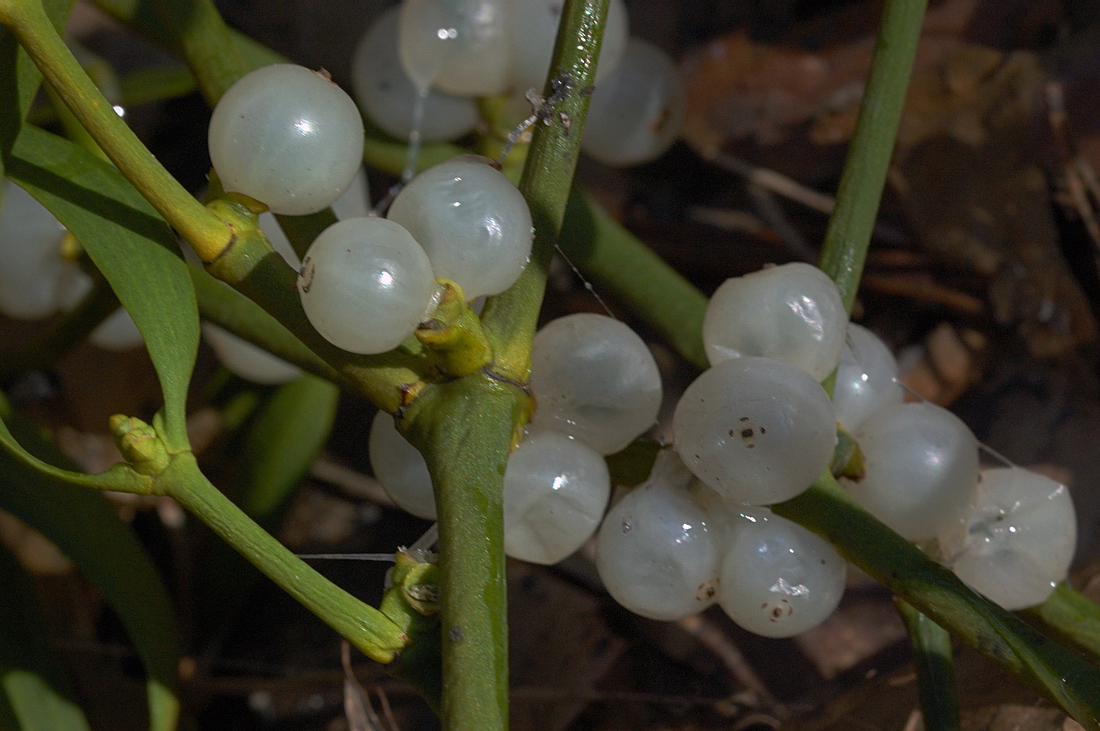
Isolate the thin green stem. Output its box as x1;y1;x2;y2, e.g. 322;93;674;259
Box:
0;0;232;260
896;600;960;731
161;452;408;663
480;0;611;380
818;0;927;311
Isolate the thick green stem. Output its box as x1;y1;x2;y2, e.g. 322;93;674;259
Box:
149;0;244;104
818;0;927;311
162;452;408;663
897;600;960;731
401;376;526;731
480;0;611;380
0;0;231;259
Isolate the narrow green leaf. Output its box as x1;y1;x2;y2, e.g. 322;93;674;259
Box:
0;398;181;731
0;542;91;731
1;126;199;450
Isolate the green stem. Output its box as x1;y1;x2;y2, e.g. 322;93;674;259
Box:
559;188;710;368
480;0;611;380
161;452;408;663
818;0;927;311
773;474;1100;726
896;600;960;731
148;0;244;105
0;0;232;260
1026;583;1100;660
400;376;526;731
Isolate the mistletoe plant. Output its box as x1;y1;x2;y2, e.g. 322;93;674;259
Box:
0;0;1099;730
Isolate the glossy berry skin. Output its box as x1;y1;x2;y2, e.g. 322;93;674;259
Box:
387;156;532;299
398;0;512;96
844;402;979;542
717;507;846;638
596;452;722;620
297;217;437;354
673;356;836;505
528;313;662;455
503;429;610;565
208;64;365;215
703;262;847;381
941;467;1076;610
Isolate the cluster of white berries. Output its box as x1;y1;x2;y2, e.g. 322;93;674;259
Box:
350;0;686;167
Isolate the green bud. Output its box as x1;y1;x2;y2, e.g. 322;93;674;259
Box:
109;414;170;476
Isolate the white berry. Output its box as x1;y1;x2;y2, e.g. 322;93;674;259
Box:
503;429;610;565
528;313;662;455
387;156;532;299
582;38;686;167
297;217;437;354
673;356;836;505
844;402;979;542
941;467;1076;610
369;411;436;520
702;262;847;381
717;506;847;637
351;8;479;142
832;323;903;431
208;64;365;215
202;323;302;385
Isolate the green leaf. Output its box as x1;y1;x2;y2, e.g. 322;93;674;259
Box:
0;399;181;731
1;126;199;451
0;542;91;731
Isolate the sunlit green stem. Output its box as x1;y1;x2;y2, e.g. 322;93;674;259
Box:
0;0;231;260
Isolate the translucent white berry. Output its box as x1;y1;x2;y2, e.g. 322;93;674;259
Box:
369;411;436;520
398;0;511;97
351;8;478;142
673;356;836;505
582;38;686;167
208;64;365;215
717;506;846;637
202;323;302;385
832;323;903;431
508;0;629;93
702;262;847;381
297;217;437;354
387;156;533;299
503;429;610;565
843;402;979;542
0;182;91;320
941;467;1076;610
596;451;722;620
528;313;662;455
89;308;144;351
